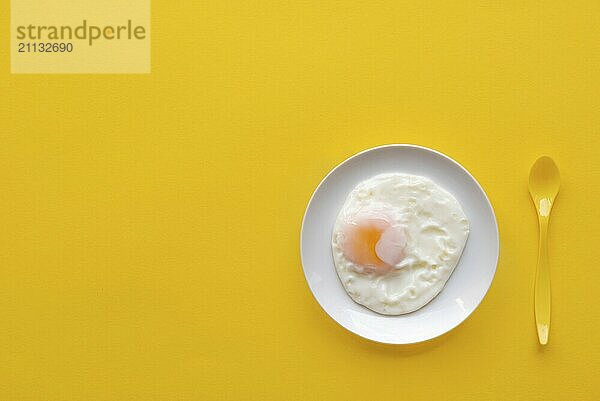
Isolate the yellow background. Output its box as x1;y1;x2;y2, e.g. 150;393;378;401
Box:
1;1;599;400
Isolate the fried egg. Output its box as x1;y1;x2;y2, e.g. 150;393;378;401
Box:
331;173;469;315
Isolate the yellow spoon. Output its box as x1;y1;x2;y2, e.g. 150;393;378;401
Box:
528;156;560;345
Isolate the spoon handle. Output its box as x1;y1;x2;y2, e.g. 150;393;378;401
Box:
535;216;551;345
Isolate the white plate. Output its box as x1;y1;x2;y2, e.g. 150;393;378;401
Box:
300;144;499;344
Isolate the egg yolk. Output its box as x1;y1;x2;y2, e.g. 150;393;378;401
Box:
341;214;406;273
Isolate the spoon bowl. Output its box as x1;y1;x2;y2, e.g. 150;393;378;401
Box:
529;156;560;215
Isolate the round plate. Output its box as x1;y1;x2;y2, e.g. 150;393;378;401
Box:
300;144;499;344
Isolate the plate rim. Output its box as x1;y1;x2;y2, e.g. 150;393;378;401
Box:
299;143;500;344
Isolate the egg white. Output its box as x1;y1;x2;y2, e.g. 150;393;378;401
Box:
331;173;470;315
